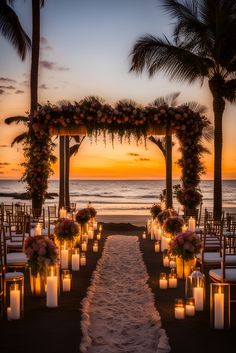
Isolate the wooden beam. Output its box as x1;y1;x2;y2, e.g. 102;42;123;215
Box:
49;125;87;136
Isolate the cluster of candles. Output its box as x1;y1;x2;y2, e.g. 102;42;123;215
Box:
162;253;176;268
159;270;178;289
175;298;196;319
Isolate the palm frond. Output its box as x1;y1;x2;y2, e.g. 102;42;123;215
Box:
151;92;180;107
0;0;31;60
182;101;207;114
148;136;166;158
5;115;28;125
202;124;214;142
11;131;28;147
223;79;236;102
130;35;213;83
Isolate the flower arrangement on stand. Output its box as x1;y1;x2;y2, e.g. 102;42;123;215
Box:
24;235;58;295
169;231;202;279
150;203;162;219
157;209;178;226
76;208;92;234
163;216;184;237
54;218;79;243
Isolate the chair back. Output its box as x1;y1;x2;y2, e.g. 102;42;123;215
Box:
222;228;236;283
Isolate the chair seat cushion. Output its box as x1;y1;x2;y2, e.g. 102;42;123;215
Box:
197;252;221;263
209;268;236;283
7;252;27;265
5;272;24;280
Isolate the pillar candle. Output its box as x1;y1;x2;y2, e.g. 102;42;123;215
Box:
188;217;196;232
93;242;98;252
46;274;58;308
169;277;177;288
88;229;94;239
169;259;176;268
93;221;98;230
81;242;87;252
59;207;67;218
62;277;71;292
34;223;41;236
96;233;101;240
163;257;170;267
214;289;224;329
72;253;80;271
10;285;20;320
186;303;195;317
80;254;86;266
61;249;69;269
175;307;185;319
193;287;204;311
142;231;146;239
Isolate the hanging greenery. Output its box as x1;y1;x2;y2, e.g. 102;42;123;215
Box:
22;96;210;208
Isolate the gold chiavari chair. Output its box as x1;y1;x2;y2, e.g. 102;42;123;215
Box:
48;205;58;236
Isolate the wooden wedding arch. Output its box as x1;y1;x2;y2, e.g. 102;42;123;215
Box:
22;97;210;214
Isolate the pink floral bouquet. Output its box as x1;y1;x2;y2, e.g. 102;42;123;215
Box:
76;208;91;224
150;203;162;219
24;235;58;276
54;219;79;241
163;216;184;235
170;231;202;260
157;209;178;225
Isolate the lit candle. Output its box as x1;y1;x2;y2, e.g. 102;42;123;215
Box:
169;257;176;269
82;234;88;242
34;223;41;236
72;250;80;271
81;241;87;252
88;228;94;239
7;307;12;321
96;232;101;240
185;299;196;317
142;231;146;239
169;271;177;288
80;253;86;266
62;273;71;292
10;284;20;320
59;207;67;218
60;248;69;269
93;221;98;230
193;287;204;311
182;224;188;232
98;224;103;232
188;217;196;232
214;287;224;329
175;306;185;320
163;255;170;267
159;273;168;289
93;241;98;253
161;235;171;251
155;241;160;253
46;267;58;308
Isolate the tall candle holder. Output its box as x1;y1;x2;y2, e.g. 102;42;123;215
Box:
61;270;72;292
185;267;205;311
210;283;230;330
6;276;24;320
46;265;59;308
72;248;80;271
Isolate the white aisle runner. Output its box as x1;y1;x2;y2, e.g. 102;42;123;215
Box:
80;235;170;353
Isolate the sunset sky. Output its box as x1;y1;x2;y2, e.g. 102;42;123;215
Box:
0;0;236;180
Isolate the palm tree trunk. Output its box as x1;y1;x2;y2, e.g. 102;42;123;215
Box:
65;136;70;210
166;127;173;209
209;78;225;220
31;0;40;215
59;136;65;209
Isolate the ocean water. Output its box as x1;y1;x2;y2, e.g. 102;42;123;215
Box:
0;179;236;215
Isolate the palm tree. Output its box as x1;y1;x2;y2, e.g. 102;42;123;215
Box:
130;0;236;220
0;0;31;60
30;0;44;212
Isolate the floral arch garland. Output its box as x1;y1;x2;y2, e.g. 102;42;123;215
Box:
22;97;210;211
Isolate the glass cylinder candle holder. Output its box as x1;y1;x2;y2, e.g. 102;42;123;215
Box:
82;233;88;242
6;277;24;320
185;267;205;311
161;234;171;251
60;244;69;269
72;248;80;271
175;298;185;319
210;283;230;330
155;240;161;253
185;298;195;317
46;265;59;308
96;232;101;240
98;224;103;232
61;270;72;292
59;207;67;219
163;252;170;267
169;256;176;269
169;269;177;288
34;223;41;236
93;221;98;230
81;241;87;252
142;231;146;239
93;240;98;253
182;224;188;232
80;253;86;266
159;273;168;289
